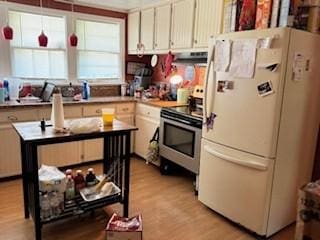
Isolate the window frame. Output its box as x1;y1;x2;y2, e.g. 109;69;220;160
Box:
0;2;125;86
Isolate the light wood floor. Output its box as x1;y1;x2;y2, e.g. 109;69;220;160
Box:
0;158;294;240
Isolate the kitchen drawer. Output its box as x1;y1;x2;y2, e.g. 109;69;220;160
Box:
0;109;38;123
116;103;135;114
39;106;82;120
83;104;115;117
136;103;160;120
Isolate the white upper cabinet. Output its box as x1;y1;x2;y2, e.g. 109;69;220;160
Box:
154;4;172;50
128;11;140;52
170;0;196;49
140;8;155;51
193;0;223;48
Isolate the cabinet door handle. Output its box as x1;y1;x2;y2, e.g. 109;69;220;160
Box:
8;116;18;121
96;109;102;114
194;39;198;44
122;107;129;111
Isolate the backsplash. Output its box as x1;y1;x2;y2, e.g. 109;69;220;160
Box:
151;55;206;86
25;85;120;98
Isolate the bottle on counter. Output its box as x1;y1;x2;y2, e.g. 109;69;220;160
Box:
85;168;97;187
3;80;9;101
65;169;73;179
82;81;90;100
65;175;75;201
74;170;86;193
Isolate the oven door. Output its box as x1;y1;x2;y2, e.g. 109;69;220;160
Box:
159;117;201;174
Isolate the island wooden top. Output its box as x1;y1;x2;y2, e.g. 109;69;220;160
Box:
13;118;138;145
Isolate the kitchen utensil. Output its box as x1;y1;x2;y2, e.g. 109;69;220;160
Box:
165;51;174;78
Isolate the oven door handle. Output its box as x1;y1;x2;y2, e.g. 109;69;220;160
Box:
162;114;192;125
204;145;268;171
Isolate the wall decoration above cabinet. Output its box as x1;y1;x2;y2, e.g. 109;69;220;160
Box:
128;0;223;55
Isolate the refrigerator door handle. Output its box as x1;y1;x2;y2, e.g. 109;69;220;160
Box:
204;145;268;171
204;39;216;121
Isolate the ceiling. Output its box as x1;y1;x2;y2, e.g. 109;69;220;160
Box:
76;0;167;11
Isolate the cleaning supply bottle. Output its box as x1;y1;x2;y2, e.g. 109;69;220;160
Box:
74;170;86;194
82;81;90;100
85;168;97;187
3;80;9;101
65;175;75;201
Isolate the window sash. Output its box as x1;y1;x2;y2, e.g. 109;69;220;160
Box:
11;47;67;79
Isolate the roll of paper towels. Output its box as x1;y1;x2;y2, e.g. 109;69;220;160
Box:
51;93;65;130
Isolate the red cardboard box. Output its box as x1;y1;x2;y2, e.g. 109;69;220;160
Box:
106;213;142;240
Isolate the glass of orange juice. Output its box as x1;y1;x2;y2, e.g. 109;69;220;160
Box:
102;108;115;126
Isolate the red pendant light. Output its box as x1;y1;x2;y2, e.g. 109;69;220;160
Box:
38;0;48;47
69;33;78;47
2;0;13;40
68;0;78;47
2;25;13;40
38;30;48;47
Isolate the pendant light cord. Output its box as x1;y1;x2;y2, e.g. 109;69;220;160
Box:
4;0;8;24
71;0;75;32
40;0;44;31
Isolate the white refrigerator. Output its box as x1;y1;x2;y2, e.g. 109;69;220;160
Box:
199;27;320;237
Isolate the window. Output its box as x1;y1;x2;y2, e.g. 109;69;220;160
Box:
76;19;121;80
9;11;67;79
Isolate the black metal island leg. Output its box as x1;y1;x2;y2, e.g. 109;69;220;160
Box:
123;132;131;218
20;138;29;219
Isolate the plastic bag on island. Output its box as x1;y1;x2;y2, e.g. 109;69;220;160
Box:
68;118;102;134
38;165;66;193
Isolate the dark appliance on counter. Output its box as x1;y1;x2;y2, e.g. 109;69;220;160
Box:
133;68;153;90
40;82;55;102
159;105;203;193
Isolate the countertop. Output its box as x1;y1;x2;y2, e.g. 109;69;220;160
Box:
0;96;186;110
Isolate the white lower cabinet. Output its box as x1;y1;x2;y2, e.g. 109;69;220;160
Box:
134;113;160;160
0;124;22;177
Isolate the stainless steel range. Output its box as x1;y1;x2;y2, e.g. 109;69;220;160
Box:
159;105;203;190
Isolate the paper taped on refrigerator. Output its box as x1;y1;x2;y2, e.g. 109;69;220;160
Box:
229;39;258;78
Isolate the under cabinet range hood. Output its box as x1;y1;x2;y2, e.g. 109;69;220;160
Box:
173;52;208;65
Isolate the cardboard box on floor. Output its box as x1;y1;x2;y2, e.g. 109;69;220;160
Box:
106;213;142;240
295;184;320;240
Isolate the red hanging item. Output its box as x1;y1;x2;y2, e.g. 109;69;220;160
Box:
38;31;48;47
69;33;78;47
165;51;174;78
2;25;13;40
